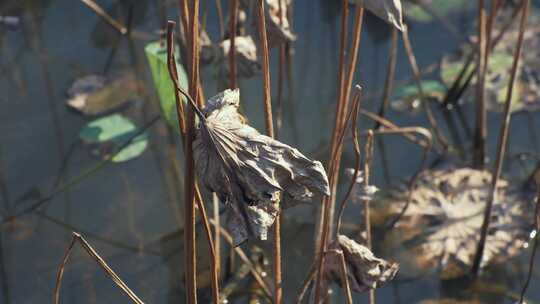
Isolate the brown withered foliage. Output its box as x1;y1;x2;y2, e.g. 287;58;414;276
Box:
325;235;399;293
193;89;330;245
219;35;260;78
386;168;533;278
350;0;405;31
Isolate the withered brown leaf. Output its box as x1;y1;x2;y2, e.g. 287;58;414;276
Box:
265;0;296;47
325;235;399;293
219;35;260;78
386;168;533;278
193;89;330;245
350;0;405;31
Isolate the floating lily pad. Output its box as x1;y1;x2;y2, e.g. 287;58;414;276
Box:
145;41;188;132
439;7;540;112
79;114;148;162
404;0;473;23
66;73;142;115
391;80;446;112
384;168;533;279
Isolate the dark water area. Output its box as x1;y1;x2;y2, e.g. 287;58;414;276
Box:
1;0;540;303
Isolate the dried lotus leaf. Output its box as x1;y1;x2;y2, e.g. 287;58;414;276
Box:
66;73;141;115
264;0;296;47
219;35;260;78
350;0;405;31
325;235;399;293
386;168;533;278
193;89;330;245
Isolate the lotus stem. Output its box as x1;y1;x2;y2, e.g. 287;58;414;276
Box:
472;0;530;277
363;130;375;304
313;1;350;302
519;178;540;303
473;0;487;169
255;1;280;302
402;26;449;151
54;232;145;304
228;0;239;88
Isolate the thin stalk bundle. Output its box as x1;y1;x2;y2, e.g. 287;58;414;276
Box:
54;232;145;304
255;1;280;302
313;4;364;302
472;0;530;276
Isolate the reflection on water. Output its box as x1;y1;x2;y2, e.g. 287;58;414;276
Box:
1;0;540;303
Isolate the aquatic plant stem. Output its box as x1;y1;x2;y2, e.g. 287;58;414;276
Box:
376;27;398;129
519;185;540;303
328;249;353;304
209;219;273;299
314;1;349;301
186;0;200;301
336;88;362;234
81;0;128;35
442;2;517;109
54;232;145;304
1;116;160;225
473;0;499;168
314;4;364;302
473;0;487;169
255;1;280;302
276;0;286;136
472;0;530;277
363;131;375;304
228;0;239;88
215;0;225;39
402;27;449;151
166;21;220;303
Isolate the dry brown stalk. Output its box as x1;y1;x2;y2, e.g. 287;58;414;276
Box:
401;27;449;151
215;0;225;39
81;0;128;35
336;88;363;234
362;131;375;304
255;0;280;302
228;0;239;88
473;0;487;168
313;1;349;301
53;232;145;304
166;21;220;303
314;4;365;302
472;0;530;276
519;170;540;303
209;219;273;299
442;2;519;109
474;0;501;169
187;1;200;300
376;27;398;129
327;249;354;304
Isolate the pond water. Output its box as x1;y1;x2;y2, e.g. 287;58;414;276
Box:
1;0;540;303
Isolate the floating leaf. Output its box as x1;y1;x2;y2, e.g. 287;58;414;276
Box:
404;0;473;23
385;168;533;279
441;47;524;112
145;41;189;132
325;235;399;293
350;0;405;31
193;89;330;245
79;114;148;162
66;73;142;115
391;80;446;112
